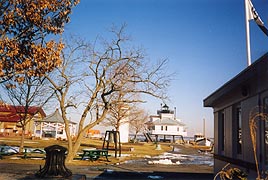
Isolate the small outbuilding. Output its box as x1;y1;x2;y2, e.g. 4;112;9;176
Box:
33;109;77;140
204;53;268;179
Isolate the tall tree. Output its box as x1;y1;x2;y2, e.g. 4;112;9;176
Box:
46;25;171;162
0;0;79;83
0;0;79;152
1;75;54;153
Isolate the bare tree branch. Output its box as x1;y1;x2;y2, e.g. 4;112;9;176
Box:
46;24;172;162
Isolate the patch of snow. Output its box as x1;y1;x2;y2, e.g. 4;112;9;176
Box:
175;161;181;165
144;155;151;158
105;169;114;173
148;175;164;179
148;159;173;165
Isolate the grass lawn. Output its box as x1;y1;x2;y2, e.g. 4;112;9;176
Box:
0;137;172;165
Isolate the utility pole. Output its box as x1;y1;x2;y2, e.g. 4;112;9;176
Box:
203;118;206;137
174;107;176;120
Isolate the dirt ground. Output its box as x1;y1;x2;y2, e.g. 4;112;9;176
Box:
0;145;214;179
0;162;213;179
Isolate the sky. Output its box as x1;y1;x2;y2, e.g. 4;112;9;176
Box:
63;0;268;137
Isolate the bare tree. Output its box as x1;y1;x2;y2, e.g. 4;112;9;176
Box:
129;107;149;143
1;75;55;152
46;25;171;162
101;91;134;132
101;92;148;143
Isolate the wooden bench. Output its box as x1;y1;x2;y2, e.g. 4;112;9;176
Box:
80;149;110;161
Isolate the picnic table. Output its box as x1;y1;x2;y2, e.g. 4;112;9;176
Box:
23;148;46;159
81;149;110;161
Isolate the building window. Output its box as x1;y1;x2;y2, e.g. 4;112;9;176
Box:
219;110;225;152
165;126;168;131
161;126;163;131
234;104;242;155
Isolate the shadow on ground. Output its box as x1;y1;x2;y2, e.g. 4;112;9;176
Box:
93;171;214;180
7;171;213;180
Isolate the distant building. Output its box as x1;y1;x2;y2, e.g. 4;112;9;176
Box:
86;129;101;139
0;105;45;136
118;106;130;143
119;121;129;143
146;104;187;142
204;54;268;178
33;109;77;140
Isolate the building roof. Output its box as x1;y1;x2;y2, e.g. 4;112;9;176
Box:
36;109;76;124
0;105;46;122
204;53;268;107
42;109;64;123
150;118;185;126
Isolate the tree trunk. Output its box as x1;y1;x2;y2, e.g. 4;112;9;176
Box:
64;120;73;163
133;131;138;143
65;132;83;163
116;122;120;132
19;128;25;153
65;134;73;163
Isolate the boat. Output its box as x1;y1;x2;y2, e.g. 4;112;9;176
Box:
194;134;205;142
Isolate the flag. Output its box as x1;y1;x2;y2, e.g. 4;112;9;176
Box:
246;0;268;36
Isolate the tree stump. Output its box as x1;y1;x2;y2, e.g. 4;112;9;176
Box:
35;145;72;178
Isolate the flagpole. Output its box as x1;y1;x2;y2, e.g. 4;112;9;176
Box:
245;0;252;66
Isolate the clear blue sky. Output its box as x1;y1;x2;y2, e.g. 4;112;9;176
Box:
64;0;268;137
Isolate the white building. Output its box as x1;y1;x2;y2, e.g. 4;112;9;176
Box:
119;121;129;143
146;104;187;142
118;105;130;143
